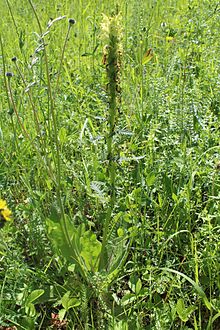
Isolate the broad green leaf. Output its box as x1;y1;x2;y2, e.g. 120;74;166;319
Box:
68;297;81;308
61;291;70;310
24;289;44;317
106;240;130;287
176;298;196;322
59;308;66;321
129;275;136;293
80;230;102;271
46;209;78;261
46;218;72;261
185;306;197;318
146;173;156;186
25;289;44;305
47;210;100;278
129;275;142;294
135;278;142;295
61;291;81;311
176;299;186;321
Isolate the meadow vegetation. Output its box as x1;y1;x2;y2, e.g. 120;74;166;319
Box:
0;0;219;329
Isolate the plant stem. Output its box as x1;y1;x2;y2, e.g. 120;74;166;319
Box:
27;0;71;247
99;14;122;269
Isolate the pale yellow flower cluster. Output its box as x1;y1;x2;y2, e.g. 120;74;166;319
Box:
100;13;123;53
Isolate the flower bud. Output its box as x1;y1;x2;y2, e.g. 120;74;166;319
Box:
6;72;13;78
69;18;76;25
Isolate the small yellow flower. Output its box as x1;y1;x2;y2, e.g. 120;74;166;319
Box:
0;199;7;209
166;36;175;43
0;199;12;221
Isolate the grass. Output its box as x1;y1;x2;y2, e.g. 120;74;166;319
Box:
0;0;220;329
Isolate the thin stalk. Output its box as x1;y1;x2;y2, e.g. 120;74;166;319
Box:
6;75;55;181
13;59;41;137
27;0;71;247
7;76;31;141
0;35;18;151
12;58;54;176
55;19;75;92
1;33;55;177
5;0;29;65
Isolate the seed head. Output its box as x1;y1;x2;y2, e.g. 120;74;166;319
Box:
11;56;17;62
6;72;13;78
69;18;76;25
161;22;167;28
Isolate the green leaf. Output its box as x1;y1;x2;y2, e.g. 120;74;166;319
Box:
20;316;35;329
172;193;178;202
58;127;67;144
47;213;93;279
117;227;124;237
176;298;196;322
128;275;136;293
106;240;130;286
162;268;212;310
59;308;66;321
80;230;102;271
158;193;163;208
46;208;78;262
61;291;81;311
176;299;186;321
25;302;36;317
135;278;142;294
61;291;71;310
121;293;136;306
128;226;138;237
146;173;156;186
68;264;76;272
113;320;129;330
129;275;142;294
46;218;72;261
24;289;44;317
212;311;220;324
25;289;44;305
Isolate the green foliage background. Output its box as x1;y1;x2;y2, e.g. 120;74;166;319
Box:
0;0;219;329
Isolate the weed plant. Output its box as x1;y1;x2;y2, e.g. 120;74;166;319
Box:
0;0;220;329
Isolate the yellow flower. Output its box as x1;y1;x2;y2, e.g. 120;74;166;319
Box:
0;199;12;221
166;36;175;43
100;13;123;53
